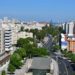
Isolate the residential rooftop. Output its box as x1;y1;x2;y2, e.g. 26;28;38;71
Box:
30;57;51;70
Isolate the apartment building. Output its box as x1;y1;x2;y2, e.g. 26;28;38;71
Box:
62;21;75;35
4;27;12;51
67;35;75;52
0;28;4;54
61;21;75;52
19;22;49;31
17;31;33;39
1;18;18;46
8;23;18;46
61;33;75;52
0;24;10;73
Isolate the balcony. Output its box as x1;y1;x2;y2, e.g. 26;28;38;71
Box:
5;40;11;42
5;34;11;37
5;36;11;39
5;42;11;44
5;48;10;51
5;30;11;33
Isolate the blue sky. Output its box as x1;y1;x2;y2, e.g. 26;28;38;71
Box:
0;0;75;22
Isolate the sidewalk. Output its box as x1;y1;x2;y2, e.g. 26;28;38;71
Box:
14;59;32;75
52;58;59;75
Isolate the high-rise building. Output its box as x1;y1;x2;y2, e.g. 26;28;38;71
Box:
63;21;75;35
0;27;4;54
0;25;10;73
4;27;12;51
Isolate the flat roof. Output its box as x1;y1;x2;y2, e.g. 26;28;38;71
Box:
30;57;51;70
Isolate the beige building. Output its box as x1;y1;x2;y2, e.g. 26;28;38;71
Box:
21;22;48;30
17;31;33;39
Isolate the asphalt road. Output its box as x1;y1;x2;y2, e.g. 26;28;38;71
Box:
58;57;73;75
52;53;73;75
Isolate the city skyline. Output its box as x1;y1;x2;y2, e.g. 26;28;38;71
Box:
0;1;74;74
0;0;75;22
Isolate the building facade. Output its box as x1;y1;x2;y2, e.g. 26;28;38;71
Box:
0;28;4;54
67;36;75;52
4;27;12;51
61;33;75;52
62;21;75;35
0;24;10;73
61;34;68;50
17;31;33;39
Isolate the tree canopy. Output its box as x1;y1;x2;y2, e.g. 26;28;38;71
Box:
8;64;16;74
10;53;22;69
1;70;6;75
15;48;26;59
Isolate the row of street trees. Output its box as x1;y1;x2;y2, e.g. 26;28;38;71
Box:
8;37;49;74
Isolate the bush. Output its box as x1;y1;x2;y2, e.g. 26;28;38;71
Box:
8;64;16;74
62;50;75;62
1;70;6;75
15;48;26;59
10;53;22;69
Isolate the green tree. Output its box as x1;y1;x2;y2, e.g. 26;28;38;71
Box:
30;29;38;36
27;37;34;41
15;48;26;59
37;48;49;56
70;54;75;62
10;53;22;69
25;44;33;58
52;45;60;52
1;70;6;75
25;29;29;32
17;38;29;47
8;64;16;74
58;26;64;33
36;30;46;40
20;26;24;31
31;48;48;57
66;51;73;58
42;25;49;30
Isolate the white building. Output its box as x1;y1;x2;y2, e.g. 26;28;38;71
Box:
0;27;4;54
61;33;68;50
2;18;18;45
69;22;75;35
4;26;12;51
17;31;33;39
21;22;48;30
62;21;75;35
0;22;10;73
